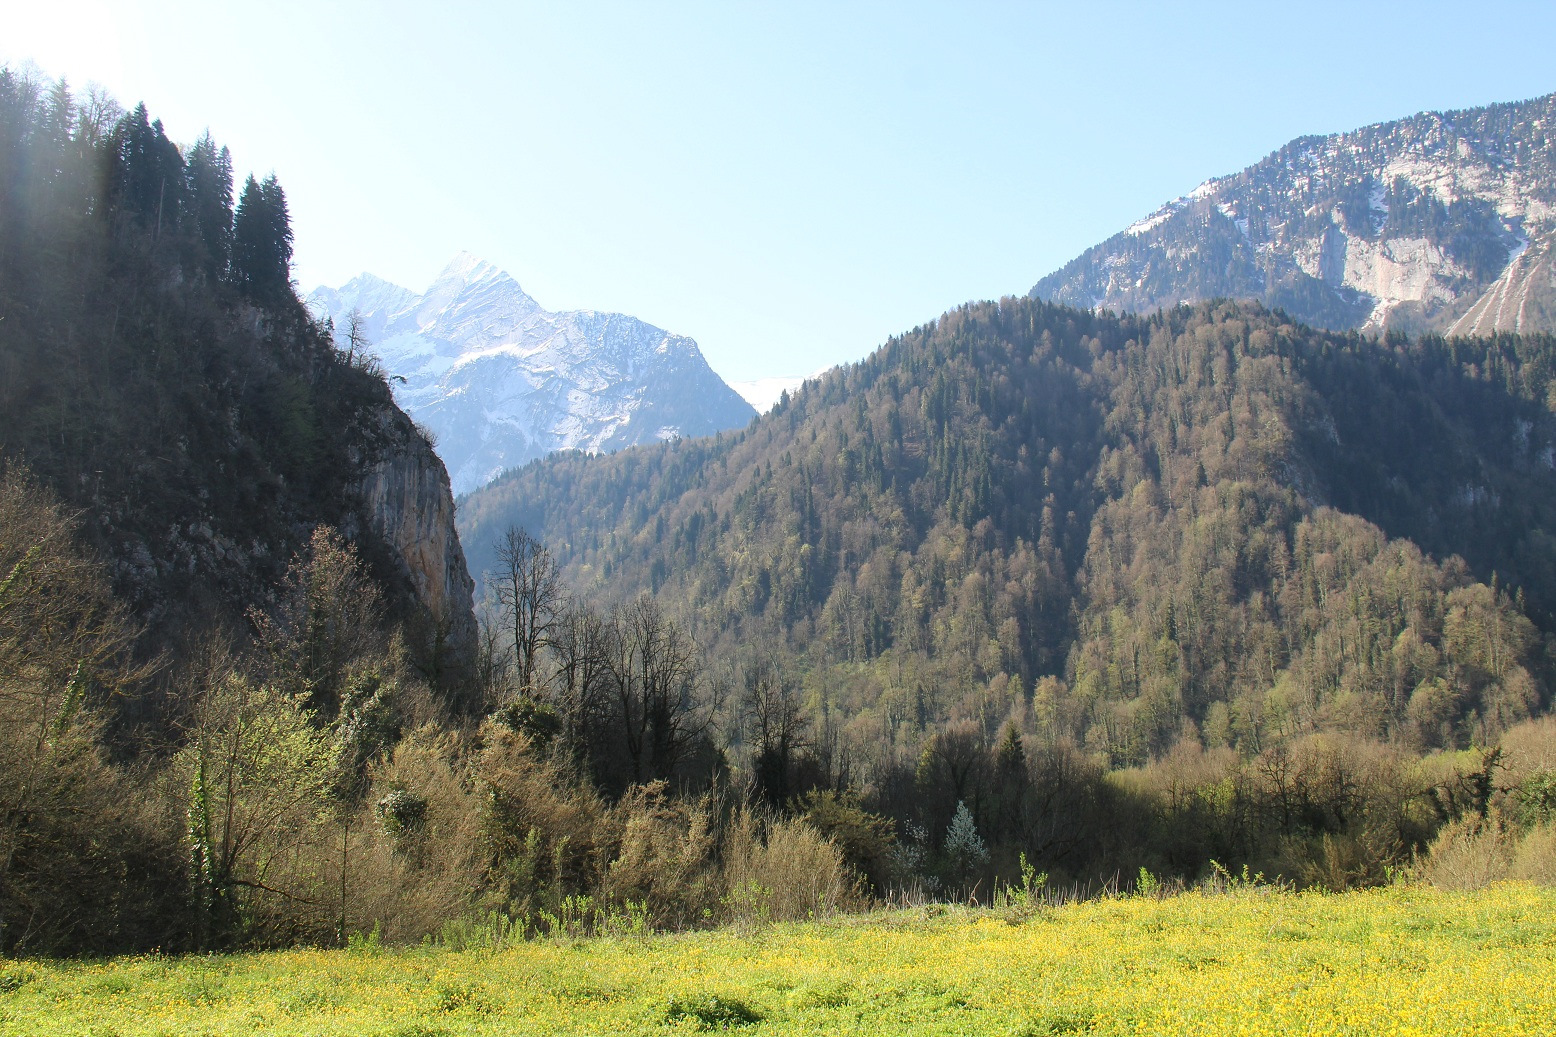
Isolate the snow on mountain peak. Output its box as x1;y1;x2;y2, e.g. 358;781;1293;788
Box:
1032;92;1556;337
307;256;754;494
442;251;488;278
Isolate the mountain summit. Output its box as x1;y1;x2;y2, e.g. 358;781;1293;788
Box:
1031;93;1556;335
309;256;756;494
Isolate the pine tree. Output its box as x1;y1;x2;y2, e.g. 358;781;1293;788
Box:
109;105;185;234
109;103;158;221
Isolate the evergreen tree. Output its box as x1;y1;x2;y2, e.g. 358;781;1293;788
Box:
231;172;293;303
943;800;989;884
183;131;233;279
109;105;185;234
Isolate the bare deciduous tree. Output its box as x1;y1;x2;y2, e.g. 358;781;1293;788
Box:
548;599;613;770
607;595;715;785
742;656;812;807
490;527;562;696
341;308;370;367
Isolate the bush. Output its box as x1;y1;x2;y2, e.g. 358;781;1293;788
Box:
345;728;485;944
476;724;606;916
796;790;896;893
1510;823;1556;884
1420;815;1514;890
597;782;720;929
722;809;853;925
0;467;185;953
664;992;763;1029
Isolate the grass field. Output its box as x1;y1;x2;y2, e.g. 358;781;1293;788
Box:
2;883;1553;1036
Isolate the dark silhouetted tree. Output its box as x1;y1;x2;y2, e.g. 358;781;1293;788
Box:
231;172;293;303
184;130;233;279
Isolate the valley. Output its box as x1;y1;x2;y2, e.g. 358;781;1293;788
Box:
2;53;1556;1037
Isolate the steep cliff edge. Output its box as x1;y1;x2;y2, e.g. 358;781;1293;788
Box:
0;76;481;712
355;409;478;683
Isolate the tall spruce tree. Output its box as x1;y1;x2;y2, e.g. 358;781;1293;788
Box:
231;172;293;303
109;105;185;235
183;131;233;280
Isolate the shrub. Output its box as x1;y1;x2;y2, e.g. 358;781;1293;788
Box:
597;782;720;929
721;809;853;925
1421;815;1514;890
476;724;605;916
375;788;429;836
664;993;762;1028
1509;823;1556;884
345;728;485;944
797;790;896;893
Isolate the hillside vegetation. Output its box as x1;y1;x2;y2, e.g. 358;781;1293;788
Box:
8;57;1556;959
463;301;1556;760
0;66;481;955
0;67;455;686
459;298;1556;888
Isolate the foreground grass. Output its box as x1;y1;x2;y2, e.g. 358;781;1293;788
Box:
3;884;1554;1036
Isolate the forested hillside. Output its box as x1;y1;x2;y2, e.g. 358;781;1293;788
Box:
0;67;489;953
462;300;1556;768
0;68;475;716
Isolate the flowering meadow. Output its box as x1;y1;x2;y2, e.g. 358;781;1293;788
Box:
2;883;1553;1036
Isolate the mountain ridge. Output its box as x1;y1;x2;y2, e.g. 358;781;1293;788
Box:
1031;92;1556;336
308;256;757;494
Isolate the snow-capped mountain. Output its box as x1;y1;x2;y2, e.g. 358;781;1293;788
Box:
1031;93;1556;336
308;255;756;494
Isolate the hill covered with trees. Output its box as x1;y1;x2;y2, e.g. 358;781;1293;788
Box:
461;298;1556;825
7;58;1556;955
0;65;488;952
0;67;477;719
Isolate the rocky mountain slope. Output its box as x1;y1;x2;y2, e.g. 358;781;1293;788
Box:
309;256;756;494
1031;92;1556;336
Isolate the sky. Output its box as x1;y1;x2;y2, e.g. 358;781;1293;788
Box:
7;2;1556;385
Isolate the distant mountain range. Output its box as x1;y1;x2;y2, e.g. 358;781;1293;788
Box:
308;255;756;494
1031;92;1556;336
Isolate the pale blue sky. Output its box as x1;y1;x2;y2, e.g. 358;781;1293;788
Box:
8;2;1556;382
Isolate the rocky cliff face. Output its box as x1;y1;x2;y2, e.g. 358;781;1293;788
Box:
1031;92;1556;336
354;408;478;682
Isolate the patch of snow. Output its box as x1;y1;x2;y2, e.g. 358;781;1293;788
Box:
1368;182;1389;216
1126;205;1178;237
1508;230;1531;265
1190;178;1220;199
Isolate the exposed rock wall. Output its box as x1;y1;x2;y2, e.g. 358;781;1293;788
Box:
357;411;478;686
1031;92;1556;337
